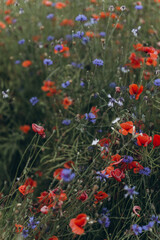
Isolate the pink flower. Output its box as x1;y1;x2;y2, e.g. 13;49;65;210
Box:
32;123;46;138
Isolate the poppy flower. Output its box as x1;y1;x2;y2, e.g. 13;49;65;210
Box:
19;178;37;195
0;21;6;29
146;57;157;67
6;0;15;5
22;60;32;68
32;123;46;138
129;84;143;100
48;237;59;240
55;2;66;9
62;97;73;109
77;191;88;202
153;134;160;149
42;0;53;6
69;213;87;235
90;106;100;117
53;168;63;180
119;121;135;135
129;53;144;69
40;205;49;214
111;168;125;182
19;125;30;134
15;224;23;233
64;160;74;169
94;191;109;204
136;133;152;147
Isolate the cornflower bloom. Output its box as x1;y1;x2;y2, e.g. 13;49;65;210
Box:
46;13;54;19
142;221;154;231
75;14;87;22
43;59;53;65
61;169;75;182
73;31;84;39
28;216;40;229
18;39;25;44
139;167;151;176
85;112;96;123
47;35;54;41
132;224;142;235
154;79;160;86
92;59;104;66
107;94;117;107
22;229;29;238
29;97;39;106
150;215;160;224
124;185;139;199
122;155;133;164
62;119;71;125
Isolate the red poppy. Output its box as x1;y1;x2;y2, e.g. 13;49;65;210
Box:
121;161;143;173
22;60;32;68
111;154;121;162
77;191;88;202
15;224;23;233
153;134;160;149
6;0;15;5
42;0;53;6
129;53;144;69
119;121;135;135
62;97;73;109
32;123;46;138
0;21;6;29
136;133;152;147
19;125;30;134
60;19;75;27
55;2;66;9
64;160;74;169
90;106;100;117
111;168;125;182
98;138;110;147
48;237;59;240
146;57;157;67
94;191;109;204
53;168;63;180
69;213;87;235
129;84;143;100
19;178;37;195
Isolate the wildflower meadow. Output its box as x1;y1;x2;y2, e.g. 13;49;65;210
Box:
0;0;160;239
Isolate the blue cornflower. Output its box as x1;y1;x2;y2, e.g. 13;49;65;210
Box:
15;60;21;64
65;34;72;41
85;113;96;124
82;36;90;45
30;97;39;106
73;31;84;39
122;155;133;164
43;58;53;65
71;62;83;69
117;97;124;106
154;79;160;86
132;224;142;235
84;18;98;26
54;44;63;52
139;167;151;176
61;169;75;182
18;39;25;44
109;82;117;88
80;81;85;87
28;216;40;229
46;13;54;19
47;35;54;41
99;32;106;37
150;215;160;224
96;171;109;182
142;221;155;231
62;119;71;125
98;215;110;228
92;59;104;66
124;185;139;199
135;5;143;10
61;81;70;88
75;14;87;22
22;229;29;238
107;94;117;107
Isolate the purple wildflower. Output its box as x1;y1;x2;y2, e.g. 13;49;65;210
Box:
122;155;133;164
61;169;75;182
43;59;53;65
139;167;151;176
62;119;71;125
92;59;104;66
132;224;142;235
75;14;87;22
30;97;39;106
124;185;139;199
